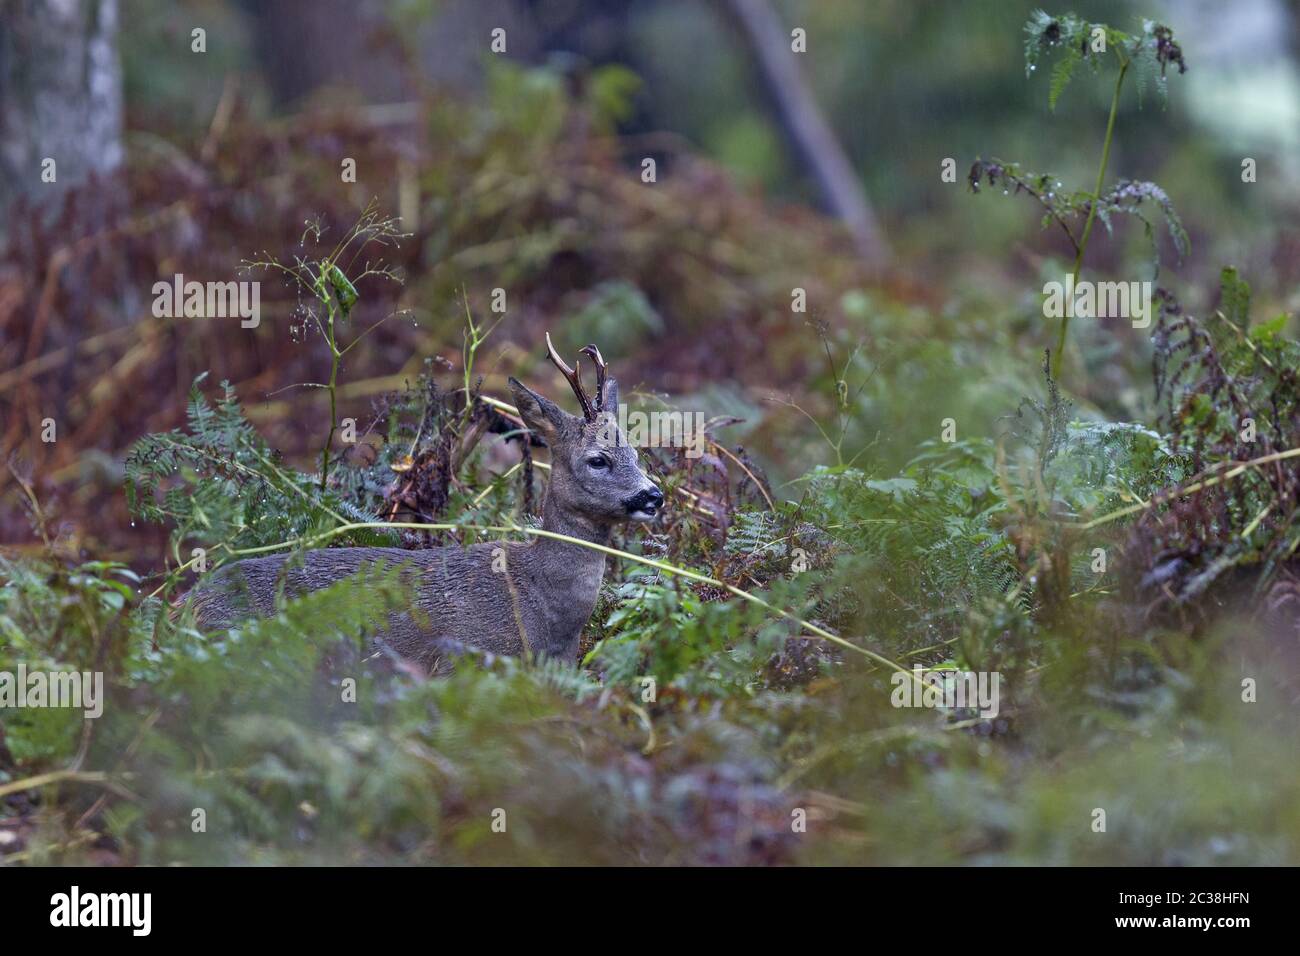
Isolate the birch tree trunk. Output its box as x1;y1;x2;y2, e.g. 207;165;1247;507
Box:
0;0;124;223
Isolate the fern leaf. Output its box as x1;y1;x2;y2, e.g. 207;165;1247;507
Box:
1049;46;1080;110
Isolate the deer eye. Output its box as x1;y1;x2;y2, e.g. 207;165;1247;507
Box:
586;454;610;470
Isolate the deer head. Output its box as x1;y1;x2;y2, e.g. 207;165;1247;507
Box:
508;334;663;527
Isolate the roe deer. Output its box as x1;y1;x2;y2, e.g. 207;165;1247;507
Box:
191;336;663;673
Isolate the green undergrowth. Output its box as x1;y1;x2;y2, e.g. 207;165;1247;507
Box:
4;266;1298;864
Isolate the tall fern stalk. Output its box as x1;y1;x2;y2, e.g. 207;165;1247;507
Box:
319;286;346;490
1054;54;1128;380
242;202;408;491
975;13;1188;380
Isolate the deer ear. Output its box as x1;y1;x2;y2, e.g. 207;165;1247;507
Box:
601;377;620;415
509;377;567;444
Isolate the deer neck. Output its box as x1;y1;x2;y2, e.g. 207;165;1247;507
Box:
529;489;610;642
538;491;611;554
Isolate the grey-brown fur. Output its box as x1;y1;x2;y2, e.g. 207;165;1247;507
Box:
191;368;662;673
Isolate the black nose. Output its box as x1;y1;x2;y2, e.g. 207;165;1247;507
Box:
627;485;664;515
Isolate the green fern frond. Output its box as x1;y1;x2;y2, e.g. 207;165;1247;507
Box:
1048;45;1081;110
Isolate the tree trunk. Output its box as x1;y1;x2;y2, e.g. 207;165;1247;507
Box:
720;0;889;270
0;0;124;224
242;0;411;107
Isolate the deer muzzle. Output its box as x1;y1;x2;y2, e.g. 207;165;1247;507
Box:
624;485;664;520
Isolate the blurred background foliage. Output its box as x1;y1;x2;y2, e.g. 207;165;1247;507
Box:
4;0;1298;518
114;0;1300;294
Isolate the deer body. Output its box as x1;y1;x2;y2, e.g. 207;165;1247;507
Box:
192;339;662;672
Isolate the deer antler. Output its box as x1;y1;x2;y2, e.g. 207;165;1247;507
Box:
545;331;595;421
579;344;607;411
